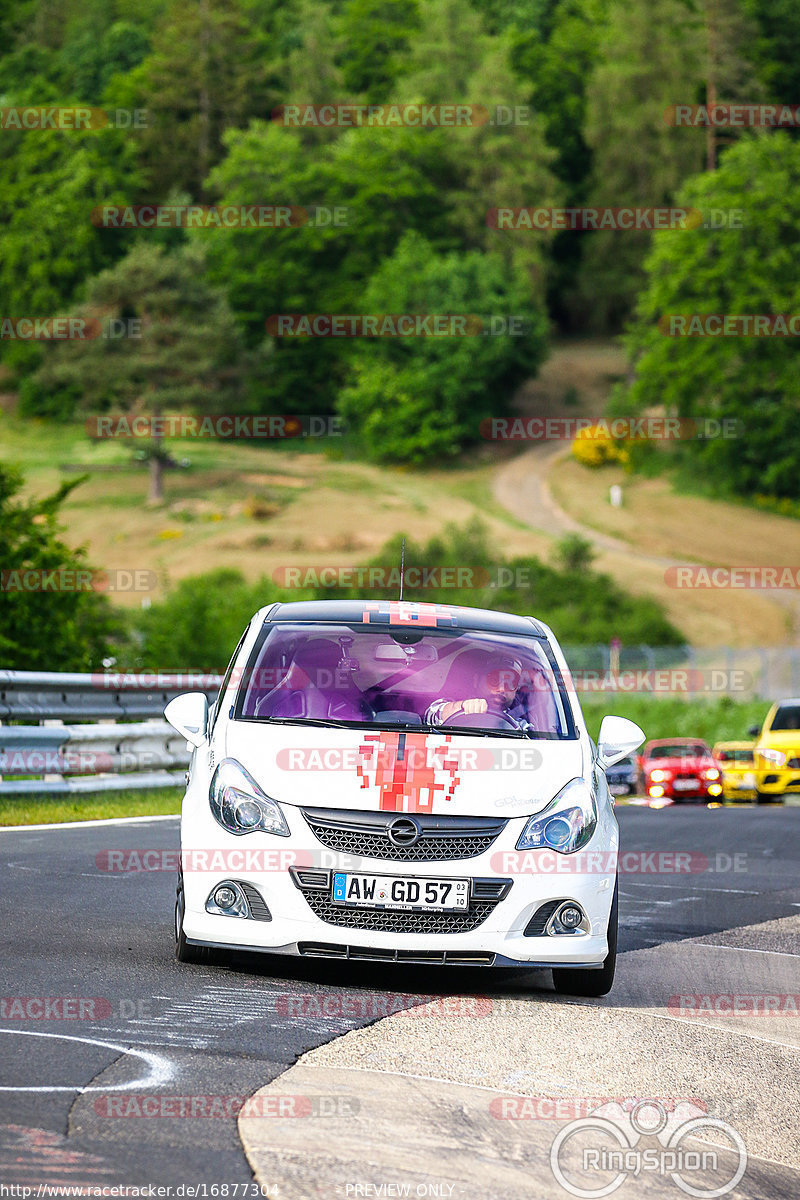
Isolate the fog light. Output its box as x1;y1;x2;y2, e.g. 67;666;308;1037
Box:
549;902;587;935
708;784;723;796
559;905;583;929
649;785;665;797
214;885;237;910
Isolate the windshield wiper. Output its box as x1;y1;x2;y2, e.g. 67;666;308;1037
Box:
262;717;359;728
438;725;525;739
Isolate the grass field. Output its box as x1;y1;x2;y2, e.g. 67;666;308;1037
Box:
580;695;769;745
3;340;797;647
0;787;183;826
551;457;800;571
1;413;552;607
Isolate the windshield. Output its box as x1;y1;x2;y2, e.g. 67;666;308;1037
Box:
770;705;800;731
235;622;574;739
716;748;753;763
648;743;708;760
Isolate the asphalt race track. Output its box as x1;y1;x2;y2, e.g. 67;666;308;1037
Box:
1;806;799;1189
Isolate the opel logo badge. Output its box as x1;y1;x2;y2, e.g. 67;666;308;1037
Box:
388;817;420;846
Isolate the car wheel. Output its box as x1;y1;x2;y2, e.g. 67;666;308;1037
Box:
175;869;216;965
552;880;618;998
755;790;777;806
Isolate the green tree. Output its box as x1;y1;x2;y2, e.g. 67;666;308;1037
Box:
309;518;683;643
508;0;608;323
337;0;421;101
624;133;800;499
576;0;705;329
0;464;120;670
26;242;246;501
123;0;277;198
0;98;141;372
338;231;548;463
126;569;304;670
204;120;460;413
577;0;758;329
744;0;800;101
397;0;560;282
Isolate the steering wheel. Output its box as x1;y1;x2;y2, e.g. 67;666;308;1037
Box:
441;705;522;730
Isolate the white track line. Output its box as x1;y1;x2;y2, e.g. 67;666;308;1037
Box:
0;814;179;833
691;942;800;958
0;1027;174;1092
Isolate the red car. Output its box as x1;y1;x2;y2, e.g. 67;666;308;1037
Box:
638;738;723;803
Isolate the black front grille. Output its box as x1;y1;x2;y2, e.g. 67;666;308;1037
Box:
239;881;271;922
298;943;496;965
300;893;497;933
292;872;510;934
524;900;560;937
301;807;507;862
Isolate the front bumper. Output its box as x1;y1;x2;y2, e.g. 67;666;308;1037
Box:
754;768;800;796
180;800;618;967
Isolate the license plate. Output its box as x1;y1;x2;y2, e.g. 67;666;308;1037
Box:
331;872;469;911
673;778;699;790
609;783;629;796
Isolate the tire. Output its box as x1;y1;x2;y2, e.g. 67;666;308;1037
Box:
175;869;216;966
552;880;618;998
755;790;778;806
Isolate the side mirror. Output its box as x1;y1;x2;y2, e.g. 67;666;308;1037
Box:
597;715;645;769
165;692;209;748
747;724;760;738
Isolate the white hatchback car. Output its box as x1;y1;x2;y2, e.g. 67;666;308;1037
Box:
166;599;644;996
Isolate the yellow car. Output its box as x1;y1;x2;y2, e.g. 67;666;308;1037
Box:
711;741;756;802
749;700;800;804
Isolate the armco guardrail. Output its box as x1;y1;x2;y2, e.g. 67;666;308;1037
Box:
0;670;221;796
1;650;798;797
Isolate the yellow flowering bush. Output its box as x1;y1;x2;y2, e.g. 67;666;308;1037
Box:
571;424;631;468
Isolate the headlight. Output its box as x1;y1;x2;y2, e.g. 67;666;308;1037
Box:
650;769;671;782
209;759;289;837
759;748;786;767
704;768;720;780
516;778;597;854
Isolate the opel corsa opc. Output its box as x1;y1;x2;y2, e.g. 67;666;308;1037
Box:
165;600;644;996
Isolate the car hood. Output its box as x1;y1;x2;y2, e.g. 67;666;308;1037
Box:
223;722;585;817
758;732;800;753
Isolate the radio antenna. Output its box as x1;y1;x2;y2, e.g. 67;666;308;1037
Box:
399;537;405;601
